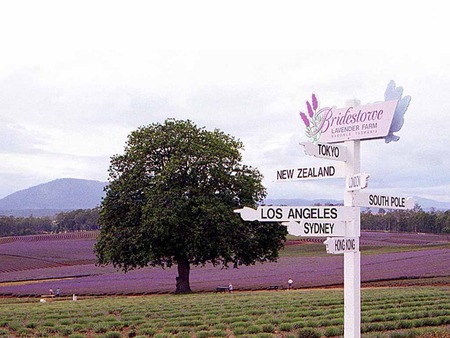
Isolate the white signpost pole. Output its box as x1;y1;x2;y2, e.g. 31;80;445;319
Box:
343;140;361;338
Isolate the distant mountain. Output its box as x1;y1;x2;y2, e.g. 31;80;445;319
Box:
412;196;450;211
0;178;107;217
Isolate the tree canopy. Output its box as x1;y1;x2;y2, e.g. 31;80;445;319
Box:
95;119;287;293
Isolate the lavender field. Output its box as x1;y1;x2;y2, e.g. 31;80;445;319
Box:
0;231;449;296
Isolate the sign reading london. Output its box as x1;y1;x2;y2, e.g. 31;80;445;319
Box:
234;205;357;222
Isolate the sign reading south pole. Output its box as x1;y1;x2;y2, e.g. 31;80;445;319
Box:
353;192;414;210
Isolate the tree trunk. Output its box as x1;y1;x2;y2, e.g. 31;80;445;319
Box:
175;260;191;293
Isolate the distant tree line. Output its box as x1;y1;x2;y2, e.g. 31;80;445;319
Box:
361;205;450;234
1;205;450;237
0;208;99;237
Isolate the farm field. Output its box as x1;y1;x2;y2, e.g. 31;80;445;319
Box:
0;287;449;337
0;231;449;296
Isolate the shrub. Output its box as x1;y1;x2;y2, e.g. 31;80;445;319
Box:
26;321;37;329
231;327;246;335
324;326;343;337
175;333;191;338
230;321;247;329
94;323;108;333
280;323;294;331
398;320;413;329
56;325;73;336
262;324;275;333
196;331;212;338
297;328;321;338
246;325;263;334
256;334;273;338
292;321;305;329
104;332;122;338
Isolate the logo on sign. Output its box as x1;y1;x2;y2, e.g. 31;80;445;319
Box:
299;94;328;143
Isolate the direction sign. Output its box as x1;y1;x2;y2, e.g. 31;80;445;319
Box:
276;163;346;182
324;237;359;254
353;192;414;210
234;206;358;222
282;220;347;237
314;100;399;143
300;142;348;162
345;173;369;191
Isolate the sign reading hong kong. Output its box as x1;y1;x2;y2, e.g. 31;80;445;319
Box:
299;98;398;143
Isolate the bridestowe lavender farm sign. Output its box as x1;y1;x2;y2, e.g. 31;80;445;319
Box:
300;81;411;143
300;100;397;143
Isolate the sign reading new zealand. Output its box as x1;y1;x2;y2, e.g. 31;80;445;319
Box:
276;164;346;181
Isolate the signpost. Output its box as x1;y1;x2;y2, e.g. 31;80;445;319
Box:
312;100;399;143
235;81;411;338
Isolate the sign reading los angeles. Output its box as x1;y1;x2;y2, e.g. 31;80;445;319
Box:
234;206;358;222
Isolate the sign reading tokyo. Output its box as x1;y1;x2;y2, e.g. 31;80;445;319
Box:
300;99;398;143
300;142;348;162
234;206;357;222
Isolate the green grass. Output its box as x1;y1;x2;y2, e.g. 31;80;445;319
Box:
0;287;449;337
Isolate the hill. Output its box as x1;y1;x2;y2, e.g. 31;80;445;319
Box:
0;178;107;217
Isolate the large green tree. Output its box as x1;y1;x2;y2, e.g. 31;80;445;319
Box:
95;119;287;293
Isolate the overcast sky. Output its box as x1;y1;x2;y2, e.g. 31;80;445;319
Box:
1;1;449;203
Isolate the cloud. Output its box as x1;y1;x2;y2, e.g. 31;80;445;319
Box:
0;10;449;205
